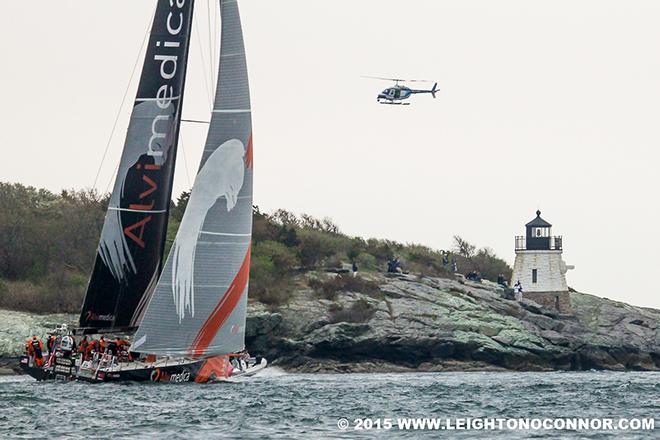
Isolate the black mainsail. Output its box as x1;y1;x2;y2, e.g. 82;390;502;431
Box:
78;0;195;334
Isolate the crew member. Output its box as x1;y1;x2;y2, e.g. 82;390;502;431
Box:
85;339;99;360
60;333;74;356
106;338;118;356
29;336;44;367
46;334;55;355
99;336;106;353
78;336;88;354
115;338;131;360
239;350;251;371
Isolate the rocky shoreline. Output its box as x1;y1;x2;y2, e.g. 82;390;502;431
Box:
2;273;658;374
245;273;659;373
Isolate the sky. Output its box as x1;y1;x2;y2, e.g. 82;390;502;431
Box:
2;1;659;308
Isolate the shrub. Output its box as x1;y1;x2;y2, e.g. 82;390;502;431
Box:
248;242;299;306
249;255;293;306
354;252;377;271
450;237;512;283
0;271;86;314
403;244;454;279
328;299;376;323
254;240;299;274
253;208;300;247
296;229;338;268
365;238;403;263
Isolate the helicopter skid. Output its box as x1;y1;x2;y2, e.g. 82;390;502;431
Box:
378;101;410;105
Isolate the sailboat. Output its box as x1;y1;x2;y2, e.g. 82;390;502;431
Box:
19;0;266;383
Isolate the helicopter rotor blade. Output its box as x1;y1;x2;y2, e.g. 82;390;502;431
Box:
361;75;434;83
361;75;405;82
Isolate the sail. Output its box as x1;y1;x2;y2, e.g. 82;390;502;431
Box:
78;0;195;334
132;0;253;357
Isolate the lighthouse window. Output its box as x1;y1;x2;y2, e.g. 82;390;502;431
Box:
533;227;549;237
532;269;538;283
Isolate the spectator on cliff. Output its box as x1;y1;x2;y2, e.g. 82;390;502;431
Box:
466;270;481;282
497;274;508;288
452;260;458;273
514;281;523;301
352;261;358;278
387;257;402;274
442;253;449;267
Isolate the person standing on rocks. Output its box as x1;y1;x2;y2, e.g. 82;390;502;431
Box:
514;281;523;301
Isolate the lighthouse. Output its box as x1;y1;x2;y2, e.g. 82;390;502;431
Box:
511;210;574;313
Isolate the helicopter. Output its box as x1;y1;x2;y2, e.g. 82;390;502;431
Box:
363;76;439;105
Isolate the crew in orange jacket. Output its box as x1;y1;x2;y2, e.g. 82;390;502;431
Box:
77;335;88;354
29;336;44;367
85;339;100;360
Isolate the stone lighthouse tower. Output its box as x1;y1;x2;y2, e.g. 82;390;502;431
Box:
511;210;574;313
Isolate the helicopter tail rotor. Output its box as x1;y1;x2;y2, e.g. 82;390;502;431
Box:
431;83;438;99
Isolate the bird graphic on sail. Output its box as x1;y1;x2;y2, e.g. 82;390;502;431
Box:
172;138;246;322
98;101;175;282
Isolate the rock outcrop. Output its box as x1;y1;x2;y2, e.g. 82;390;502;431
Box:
245;273;659;372
2;273;658;374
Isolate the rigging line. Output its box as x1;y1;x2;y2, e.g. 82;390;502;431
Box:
213;0;219;86
179;136;193;189
194;6;214;110
182;119;210;124
92;4;155;191
104;160;120;195
207;0;214;84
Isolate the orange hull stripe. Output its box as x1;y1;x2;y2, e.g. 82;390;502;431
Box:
189;245;251;357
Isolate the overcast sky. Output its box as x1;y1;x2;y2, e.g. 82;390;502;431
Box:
2;1;659;308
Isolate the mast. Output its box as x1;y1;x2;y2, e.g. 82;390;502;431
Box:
77;0;196;334
132;0;253;357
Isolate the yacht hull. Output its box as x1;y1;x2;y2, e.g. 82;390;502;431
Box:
19;355;266;384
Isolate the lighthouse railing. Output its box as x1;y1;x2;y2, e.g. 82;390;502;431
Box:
515;236;563;251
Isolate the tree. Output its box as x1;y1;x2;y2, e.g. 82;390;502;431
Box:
453;235;476;259
171;191;190;221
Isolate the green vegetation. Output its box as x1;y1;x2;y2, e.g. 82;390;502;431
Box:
0;182;512;314
0;183;106;313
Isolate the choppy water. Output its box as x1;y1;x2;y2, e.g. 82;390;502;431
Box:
0;370;657;439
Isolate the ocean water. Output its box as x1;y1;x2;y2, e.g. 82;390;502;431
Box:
0;370;657;439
